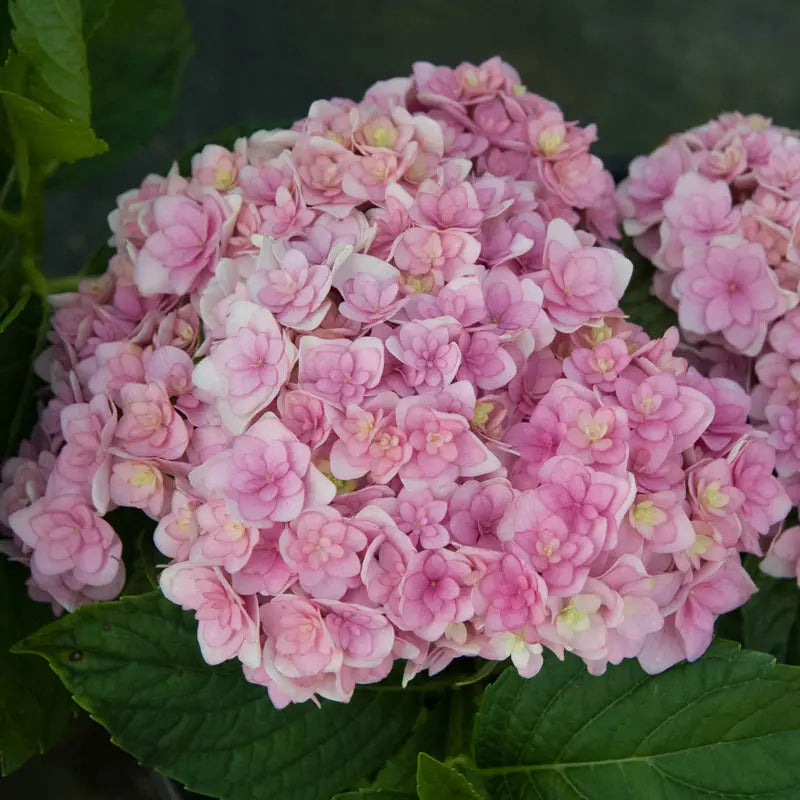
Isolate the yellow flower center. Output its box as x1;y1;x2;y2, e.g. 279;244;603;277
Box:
538;130;564;156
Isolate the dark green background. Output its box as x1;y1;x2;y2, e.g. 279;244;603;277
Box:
42;0;800;275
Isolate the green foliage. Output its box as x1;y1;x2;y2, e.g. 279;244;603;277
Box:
740;556;800;664
55;0;193;187
618;236;678;337
0;0;192;777
8;0;91;123
16;592;423;800
473;641;800;799
0;557;73;775
416;754;485;800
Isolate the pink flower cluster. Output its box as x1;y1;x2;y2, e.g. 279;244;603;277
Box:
619;112;800;592
1;63;785;707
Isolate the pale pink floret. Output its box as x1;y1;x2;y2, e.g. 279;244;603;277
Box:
472;553;547;635
537;219;632;332
329;404;412;484
639;555;755;673
385;318;461;392
323;601;395;669
279;506;368;600
457;331;517;391
153;489;200;560
10;495;123;592
622;491;696;554
159;563;261;667
50;395;116;507
277;390;331;450
541;577;624;663
135;191;240;296
332;252;405;325
393;227;480;279
379;487;450;549
189;413;335;525
395;396;501;488
585;556;674;674
192;301;296;434
674;235;788;356
259;594;341;706
230;523;295;596
298;336;384;407
108;460;165;518
663;173;740;248
247;241;332;331
761;525;800;584
396;548;474;641
190;497;259;573
191;144;240;191
448;477;513;549
114;381;189;461
618;140;692;233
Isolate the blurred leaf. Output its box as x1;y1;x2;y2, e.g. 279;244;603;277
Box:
53;0;192;188
0;557;73;775
104;506;161;596
620;241;678;338
0;229;47;458
368;699;450;793
9;0;90;122
17;592;423;800
740;556;800;664
0;91;106;165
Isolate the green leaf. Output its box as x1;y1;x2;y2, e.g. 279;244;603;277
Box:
0;557;73;774
417;754;484;800
104;506;161;596
16;592;423;800
620;239;677;338
53;0;192;187
741;557;800;663
0;244;47;458
368;699;450;793
473;641;800;799
0;91;106;164
332;792;415;800
9;0;90;123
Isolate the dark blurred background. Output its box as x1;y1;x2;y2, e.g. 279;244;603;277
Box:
7;1;800;797
43;0;800;275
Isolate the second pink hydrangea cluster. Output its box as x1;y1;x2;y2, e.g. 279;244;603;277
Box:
0;63;787;708
618;112;800;595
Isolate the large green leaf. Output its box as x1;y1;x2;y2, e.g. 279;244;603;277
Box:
53;0;192;187
0;91;106;165
473;641;800;799
8;0;90;123
416;754;484;800
741;558;800;664
15;591;422;800
0;557;73;775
